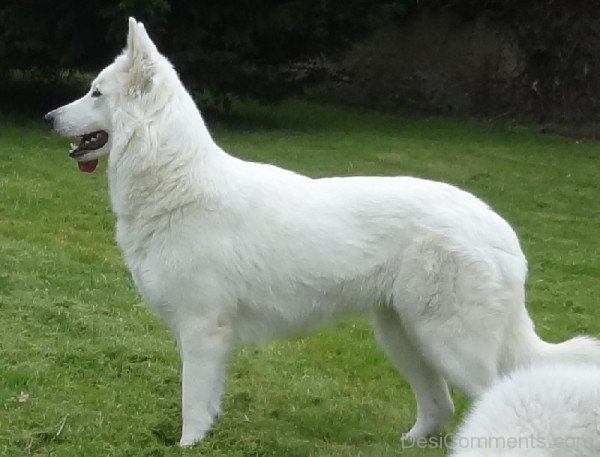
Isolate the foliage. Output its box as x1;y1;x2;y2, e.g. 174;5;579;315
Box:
0;0;169;73
0;0;380;106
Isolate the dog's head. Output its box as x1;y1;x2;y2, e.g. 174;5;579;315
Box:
45;18;171;172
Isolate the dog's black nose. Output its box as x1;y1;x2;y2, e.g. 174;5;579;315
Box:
44;112;54;128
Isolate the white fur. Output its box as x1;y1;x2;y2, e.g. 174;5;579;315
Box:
451;363;600;457
46;18;600;447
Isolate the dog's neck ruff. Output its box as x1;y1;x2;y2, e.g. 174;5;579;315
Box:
106;90;228;223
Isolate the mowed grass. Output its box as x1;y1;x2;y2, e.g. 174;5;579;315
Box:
0;100;598;456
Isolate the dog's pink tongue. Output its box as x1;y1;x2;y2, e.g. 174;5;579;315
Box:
77;159;98;173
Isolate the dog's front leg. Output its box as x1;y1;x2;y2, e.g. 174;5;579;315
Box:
176;313;233;447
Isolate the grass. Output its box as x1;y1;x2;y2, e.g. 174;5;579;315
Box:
0;100;598;456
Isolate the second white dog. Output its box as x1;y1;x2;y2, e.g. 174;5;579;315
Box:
451;363;600;457
45;18;600;446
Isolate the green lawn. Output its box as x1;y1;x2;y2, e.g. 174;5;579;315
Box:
0;100;598;456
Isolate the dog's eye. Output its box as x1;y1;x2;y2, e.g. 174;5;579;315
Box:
91;89;102;98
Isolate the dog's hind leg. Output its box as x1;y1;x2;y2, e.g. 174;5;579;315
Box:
390;240;505;400
371;307;455;439
175;311;234;447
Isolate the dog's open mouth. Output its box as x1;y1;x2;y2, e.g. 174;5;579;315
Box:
69;130;109;173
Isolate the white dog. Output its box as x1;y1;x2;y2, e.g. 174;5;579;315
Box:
450;363;600;457
44;18;600;447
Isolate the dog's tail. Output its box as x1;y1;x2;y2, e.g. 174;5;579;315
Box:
500;308;600;374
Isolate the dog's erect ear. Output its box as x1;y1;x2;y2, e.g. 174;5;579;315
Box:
125;17;158;96
127;17;157;62
127;17;137;58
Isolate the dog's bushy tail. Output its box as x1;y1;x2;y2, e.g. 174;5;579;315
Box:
500;308;600;374
532;335;600;365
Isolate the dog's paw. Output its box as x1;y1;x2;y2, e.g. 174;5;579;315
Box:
180;412;213;447
400;432;415;443
179;432;205;448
